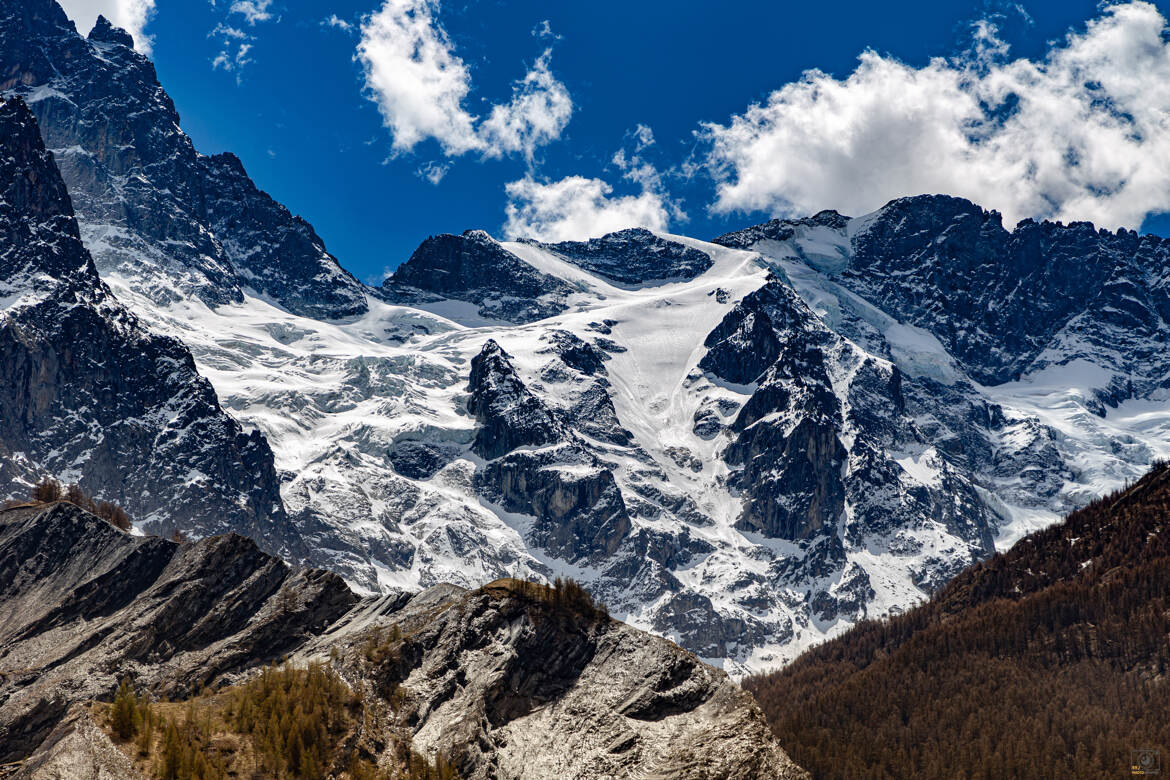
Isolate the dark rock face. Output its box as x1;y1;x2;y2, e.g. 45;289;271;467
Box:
541;329;608;376
699;277;828;385
532;227;714;285
388;441;454;481
87;13;132;47
651;591;775;659
770;194;1170;392
199;153;368;319
0;97;293;546
714;209;848;249
0;0;367;318
467;341;631;562
0;502;357;762
0;96;89;283
701;276;998;616
476;444;632;562
726;344;848;541
703;280;846;541
467;340;564;459
380;231;576;323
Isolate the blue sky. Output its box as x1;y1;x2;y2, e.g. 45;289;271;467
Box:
58;0;1170;281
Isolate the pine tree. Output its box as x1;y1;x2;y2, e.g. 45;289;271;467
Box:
111;678;139;740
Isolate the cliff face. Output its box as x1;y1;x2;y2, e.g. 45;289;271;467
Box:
0;503;806;779
0;1;367;318
302;578;807;780
0;97;293;544
0;501;357;763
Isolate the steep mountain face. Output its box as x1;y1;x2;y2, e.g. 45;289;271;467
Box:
0;502;355;763
0;502;806;779
717;195;1170;398
527;227;714;285
0;0;366;318
0;96;291;543
4;0;1169;676
745;463;1170;779
379;230;580;323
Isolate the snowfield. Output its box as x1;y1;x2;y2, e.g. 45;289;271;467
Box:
89;222;1170;675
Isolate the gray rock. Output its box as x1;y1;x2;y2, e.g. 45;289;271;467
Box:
0;97;294;547
380;231;576;323
307;580;808;780
528;227;713;285
0;503;807;779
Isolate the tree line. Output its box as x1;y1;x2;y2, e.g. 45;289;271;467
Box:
4;476;132;530
106;663;460;780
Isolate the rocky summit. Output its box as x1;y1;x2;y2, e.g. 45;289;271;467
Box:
0;501;806;779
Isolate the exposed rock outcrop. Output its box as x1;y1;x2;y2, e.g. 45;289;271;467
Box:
308;579;808;780
467;340;565;460
0;503;806;780
0;502;357;762
0;0;367;317
531;228;713;285
380;231;577;323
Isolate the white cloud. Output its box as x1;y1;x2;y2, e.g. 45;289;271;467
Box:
479;50;572;162
357;0;572;161
323;14;353;32
417;161;450;185
702;1;1170;230
229;0;273;25
57;0;156;54
613;123;663;190
531;19;559;40
502;175;675;242
210;23;254;74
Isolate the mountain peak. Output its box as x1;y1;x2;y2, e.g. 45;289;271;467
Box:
461;227;496;242
87;14;134;48
532;227;714;285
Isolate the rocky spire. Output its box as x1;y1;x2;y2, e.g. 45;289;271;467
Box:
87;14;134;48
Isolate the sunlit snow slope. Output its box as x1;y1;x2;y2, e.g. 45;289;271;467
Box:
6;3;1170;675
98;220;1170;673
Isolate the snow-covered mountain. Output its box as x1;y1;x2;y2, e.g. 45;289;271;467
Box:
0;95;294;547
3;1;1169;674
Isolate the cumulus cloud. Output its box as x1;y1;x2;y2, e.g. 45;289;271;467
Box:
57;0;156;53
703;1;1170;230
503;175;676;242
503;122;684;242
357;0;572;161
479;50;573;161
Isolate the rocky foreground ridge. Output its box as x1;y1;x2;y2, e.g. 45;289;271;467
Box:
0;502;805;779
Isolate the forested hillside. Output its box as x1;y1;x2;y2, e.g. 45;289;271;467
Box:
747;463;1170;779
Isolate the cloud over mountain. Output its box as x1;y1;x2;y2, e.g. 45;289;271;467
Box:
702;1;1170;230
